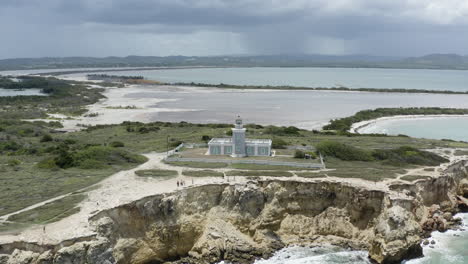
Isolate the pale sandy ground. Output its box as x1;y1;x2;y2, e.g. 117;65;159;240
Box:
0;152;242;244
25;83;200;132
350;115;468;134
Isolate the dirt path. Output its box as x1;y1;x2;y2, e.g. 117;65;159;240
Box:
0;152;232;244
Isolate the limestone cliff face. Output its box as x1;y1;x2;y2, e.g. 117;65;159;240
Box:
1;161;467;264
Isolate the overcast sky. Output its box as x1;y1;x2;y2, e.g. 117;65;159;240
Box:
1;0;467;59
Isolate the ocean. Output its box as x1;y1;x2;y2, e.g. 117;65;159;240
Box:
248;214;468;264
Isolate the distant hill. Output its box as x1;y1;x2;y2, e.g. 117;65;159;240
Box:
399;54;468;69
0;54;467;71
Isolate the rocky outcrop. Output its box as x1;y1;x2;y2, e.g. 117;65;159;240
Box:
1;161;467;264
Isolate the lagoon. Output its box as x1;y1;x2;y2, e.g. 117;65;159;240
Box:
131;86;468;130
358;116;468;142
66;67;468;91
0;88;45;97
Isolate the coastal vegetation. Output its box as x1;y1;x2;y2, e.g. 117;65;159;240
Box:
0;76;104;119
171;82;468;95
317;141;448;166
182;170;224;177
323;107;468;132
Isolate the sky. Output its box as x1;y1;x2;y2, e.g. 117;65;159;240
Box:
0;0;467;59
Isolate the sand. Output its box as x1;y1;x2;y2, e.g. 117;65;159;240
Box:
350;115;468;134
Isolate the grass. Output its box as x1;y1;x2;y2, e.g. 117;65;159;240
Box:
324;158;407;182
225;170;293;177
7;194;86;225
135;169;178;177
400;175;432;182
182;170;224;177
295;172;327;178
0;154;134;217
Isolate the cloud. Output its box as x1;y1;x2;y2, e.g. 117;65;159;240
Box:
0;0;467;58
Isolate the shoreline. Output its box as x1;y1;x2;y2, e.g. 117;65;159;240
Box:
350;114;468;134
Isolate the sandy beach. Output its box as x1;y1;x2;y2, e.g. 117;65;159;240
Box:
350;114;468;134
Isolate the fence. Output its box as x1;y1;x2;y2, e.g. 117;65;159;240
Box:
164;156;324;169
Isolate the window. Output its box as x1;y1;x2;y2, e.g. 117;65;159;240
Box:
224;146;232;154
210;145;221;155
258;147;269;156
247;146;255;155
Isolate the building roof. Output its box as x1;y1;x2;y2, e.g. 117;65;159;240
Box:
209;138;271;145
245;139;272;144
208;138;232;144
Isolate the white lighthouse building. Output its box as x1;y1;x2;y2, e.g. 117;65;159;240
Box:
208;116;272;157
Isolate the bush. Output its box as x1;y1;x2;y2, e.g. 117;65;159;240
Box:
63;139;77;145
201;135;212;142
40;134;53;142
316;141;374;161
294;150;305;159
7;159;21;167
373;146;448;166
264;126;300;136
37;158;58;169
272;138;288;149
110;141;125;148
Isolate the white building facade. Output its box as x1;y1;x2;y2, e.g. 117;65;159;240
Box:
208;116;272;157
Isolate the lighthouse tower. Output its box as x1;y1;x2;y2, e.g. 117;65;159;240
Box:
231;115;246;157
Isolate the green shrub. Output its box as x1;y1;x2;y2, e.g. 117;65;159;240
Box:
372;146;448;166
316;141;374;161
40;134;53;142
63;139;77;145
272;138;288;149
182;170;224;177
294;150;305;159
37;158;58;169
201;135;212;142
7;159;21;167
110;141;125;148
264;126;300;136
78;159;108;169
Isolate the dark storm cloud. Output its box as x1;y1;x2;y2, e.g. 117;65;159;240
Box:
0;0;467;58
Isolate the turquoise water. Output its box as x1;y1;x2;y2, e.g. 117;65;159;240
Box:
358;117;468;142
69;67;468;91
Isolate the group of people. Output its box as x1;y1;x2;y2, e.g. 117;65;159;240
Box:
176;180;186;187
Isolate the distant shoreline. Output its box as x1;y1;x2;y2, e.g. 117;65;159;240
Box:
351;114;468;134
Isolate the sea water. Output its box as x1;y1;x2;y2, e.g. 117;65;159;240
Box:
0;88;45;97
245;214;468;264
253;246;372;264
121;86;468;132
67;67;468;91
405;213;468;264
358;117;468;142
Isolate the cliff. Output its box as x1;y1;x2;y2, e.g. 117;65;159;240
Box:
1;161;467;264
